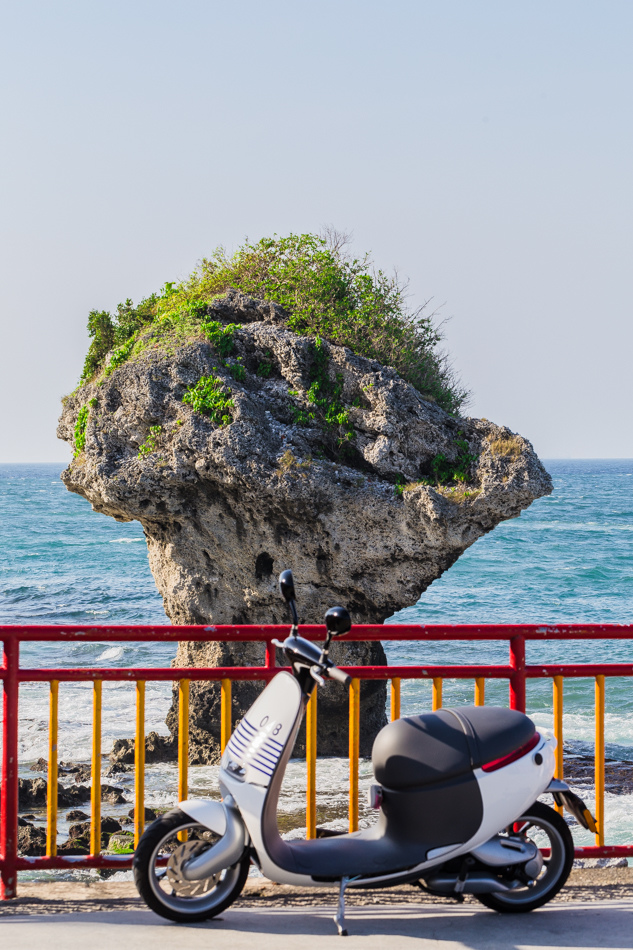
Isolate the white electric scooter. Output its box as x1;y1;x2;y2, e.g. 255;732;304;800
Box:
134;570;596;934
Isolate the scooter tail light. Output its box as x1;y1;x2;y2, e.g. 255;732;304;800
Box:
481;732;541;772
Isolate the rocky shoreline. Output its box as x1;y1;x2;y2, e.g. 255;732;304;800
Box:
17;764;160;856
562;749;633;795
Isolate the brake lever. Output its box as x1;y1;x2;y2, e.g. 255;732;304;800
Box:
310;666;325;687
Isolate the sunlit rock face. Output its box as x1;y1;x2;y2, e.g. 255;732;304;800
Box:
58;292;552;760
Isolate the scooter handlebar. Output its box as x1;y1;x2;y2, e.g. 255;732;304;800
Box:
324;665;352;687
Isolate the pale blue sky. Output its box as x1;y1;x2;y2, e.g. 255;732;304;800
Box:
1;0;631;461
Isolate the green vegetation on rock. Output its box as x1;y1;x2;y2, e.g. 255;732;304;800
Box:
76;233;466;413
73;397;97;457
425;436;479;485
290;336;355;451
105;338;135;377
395;434;478;495
182;374;234;425
201;319;238;356
138;425;162;459
227;358;246;382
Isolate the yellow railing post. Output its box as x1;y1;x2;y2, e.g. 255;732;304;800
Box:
475;678;485;706
221;678;232;753
90;680;102;854
553;676;564;814
595;675;605;846
432;678;442;711
306;687;317;839
46;680;59;857
178;679;190;843
178;679;189;801
135;681;146;847
349;678;360;833
390;678;401;721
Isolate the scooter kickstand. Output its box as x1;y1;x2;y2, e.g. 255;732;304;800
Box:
334;876;350;936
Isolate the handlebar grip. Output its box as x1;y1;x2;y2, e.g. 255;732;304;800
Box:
325;666;352;687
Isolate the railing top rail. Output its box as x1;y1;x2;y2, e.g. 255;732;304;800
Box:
3;663;633;684
1;623;633;642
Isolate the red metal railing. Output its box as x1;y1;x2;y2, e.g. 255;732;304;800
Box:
1;623;632;899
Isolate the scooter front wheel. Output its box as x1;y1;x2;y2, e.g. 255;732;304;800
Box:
133;807;250;923
475;801;574;913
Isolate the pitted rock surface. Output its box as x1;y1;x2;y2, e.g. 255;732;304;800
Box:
58;292;552;760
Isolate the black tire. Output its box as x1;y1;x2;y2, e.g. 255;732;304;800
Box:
133;807;250;923
475;801;574;913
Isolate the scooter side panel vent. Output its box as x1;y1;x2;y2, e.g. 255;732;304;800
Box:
227;717;284;780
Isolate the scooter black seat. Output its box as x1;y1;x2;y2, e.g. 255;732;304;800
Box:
372;706;535;789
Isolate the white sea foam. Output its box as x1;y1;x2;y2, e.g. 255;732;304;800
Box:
96;646;124;662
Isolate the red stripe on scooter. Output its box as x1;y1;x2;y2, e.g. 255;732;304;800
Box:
481;732;541;772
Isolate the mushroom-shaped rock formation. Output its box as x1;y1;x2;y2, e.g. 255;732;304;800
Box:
58;292;552;761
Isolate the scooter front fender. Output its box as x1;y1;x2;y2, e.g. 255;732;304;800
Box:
179;798;228;835
178;797;247;881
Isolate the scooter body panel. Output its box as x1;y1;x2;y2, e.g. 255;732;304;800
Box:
223;672;302;787
219;671;316;886
472;731;556;844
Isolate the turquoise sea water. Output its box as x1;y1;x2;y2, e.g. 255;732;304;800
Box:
1;460;632;858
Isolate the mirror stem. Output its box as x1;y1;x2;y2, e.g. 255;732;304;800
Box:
320;631;333;663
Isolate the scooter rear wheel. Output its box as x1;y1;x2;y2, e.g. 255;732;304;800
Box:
133;807;250;923
475;801;574;913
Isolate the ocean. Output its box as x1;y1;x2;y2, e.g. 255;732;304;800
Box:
1;459;632;875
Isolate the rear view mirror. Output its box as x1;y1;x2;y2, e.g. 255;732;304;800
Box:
279;570;296;603
325;606;351;637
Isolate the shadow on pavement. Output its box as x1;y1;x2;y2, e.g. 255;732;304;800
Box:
2;901;633;949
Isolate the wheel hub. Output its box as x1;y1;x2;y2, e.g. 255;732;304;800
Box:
166;840;219;897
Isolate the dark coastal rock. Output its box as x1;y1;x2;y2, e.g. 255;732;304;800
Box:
58;783;91;807
109;739;135;765
30;757;48;772
101;784;127;805
110;732;177;766
104;762;133;776
563;749;633;795
19;777;92;810
66;809;90;822
72;765;93;784
127;806;157;822
68;816;122;840
66;816;122;849
18;777;47;808
17;824;47;856
58;292;552;761
58;837;90;855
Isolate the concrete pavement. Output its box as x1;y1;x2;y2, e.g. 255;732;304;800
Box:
1;900;632;949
